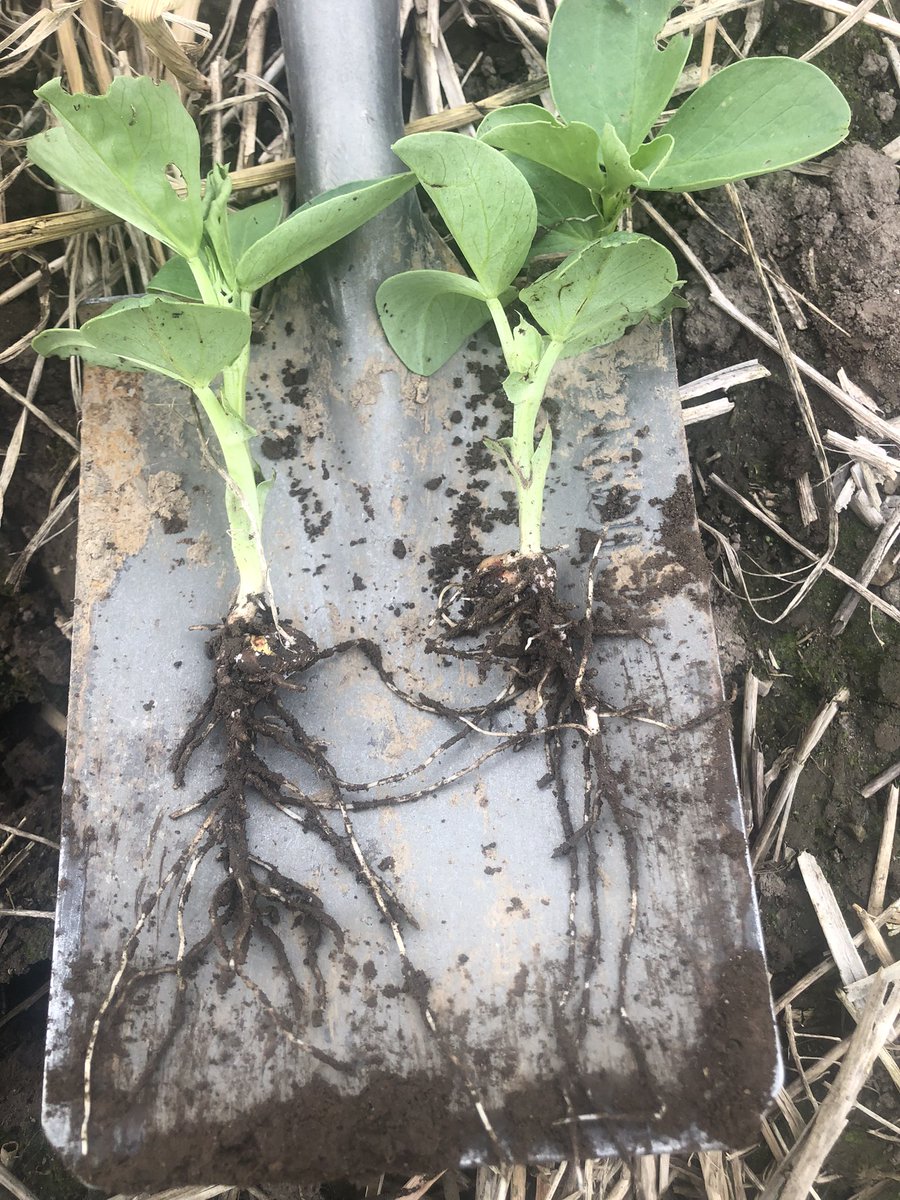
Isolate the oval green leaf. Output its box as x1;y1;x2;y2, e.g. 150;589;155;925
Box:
28;76;203;258
548;0;690;152
236;173;415;292
147;255;201;300
376;270;492;376
478;106;606;193
645;58;851;192
630;133;674;183
507;155;598;228
521;233;678;355
393;132;536;297
33;297;251;390
228;196;283;262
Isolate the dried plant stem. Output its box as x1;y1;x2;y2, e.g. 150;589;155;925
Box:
740;670;769;829
798;852;868;985
53;0;85;94
862;759;900;798
639;198;900;451
853;903;895;966
677;359;770;401
236;0;274;169
752;690;848;866
868;784;899;916
800;0;884;59
759;964;900;1200
776;893;900;1011
831;502;900;635
710;473;900;627
794;0;900;38
825;431;900;480
681;397;734;424
79;0;112;90
725;184;837;599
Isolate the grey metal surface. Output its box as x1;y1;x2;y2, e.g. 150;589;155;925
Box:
43;0;780;1186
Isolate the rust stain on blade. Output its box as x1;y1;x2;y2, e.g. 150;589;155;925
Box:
77;369;153;598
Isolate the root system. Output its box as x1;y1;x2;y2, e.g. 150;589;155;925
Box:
429;548;657;1118
80;600;415;1149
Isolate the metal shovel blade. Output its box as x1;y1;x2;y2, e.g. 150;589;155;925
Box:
44;1;780;1187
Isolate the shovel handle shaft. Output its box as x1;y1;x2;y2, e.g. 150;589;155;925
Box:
278;0;405;203
277;0;424;332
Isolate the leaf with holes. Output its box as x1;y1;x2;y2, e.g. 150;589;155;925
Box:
28;75;203;258
547;0;690;153
521;233;679;356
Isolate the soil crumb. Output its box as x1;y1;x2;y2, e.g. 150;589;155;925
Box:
147;471;190;535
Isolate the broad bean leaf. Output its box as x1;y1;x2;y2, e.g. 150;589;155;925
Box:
507;156;604;257
506;319;546;375
508;155;597;229
28;76;203;258
548;0;690;153
33;297;251;390
393;132;536;297
148;256;202;300
228;196;282;262
646;58;852;191
478;105;605;193
532;222;606;257
631;134;674;183
376;270;492;376
598;125;642;195
149;197;284;301
521;233;678;356
236;172;415;292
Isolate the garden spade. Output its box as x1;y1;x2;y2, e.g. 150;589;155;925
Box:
44;0;780;1185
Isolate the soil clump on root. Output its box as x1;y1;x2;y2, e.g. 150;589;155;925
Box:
168;604;345;1018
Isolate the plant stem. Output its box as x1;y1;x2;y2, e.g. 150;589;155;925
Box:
194;383;267;609
509;340;563;555
186;256;220;307
186;258;265;609
485;295;564;556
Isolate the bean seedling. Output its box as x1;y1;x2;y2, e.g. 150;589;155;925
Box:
28;74;416;1132
379;0;850;560
376;0;850;1045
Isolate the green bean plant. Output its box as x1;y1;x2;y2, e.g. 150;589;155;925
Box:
28;74;416;1124
31;74;413;614
378;0;850;562
374;0;851;1010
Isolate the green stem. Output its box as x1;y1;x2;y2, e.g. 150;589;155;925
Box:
186;256;220;307
194;383;267;609
221;292;253;422
485;291;564;557
508;340;563;555
186;264;264;608
486;296;517;364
